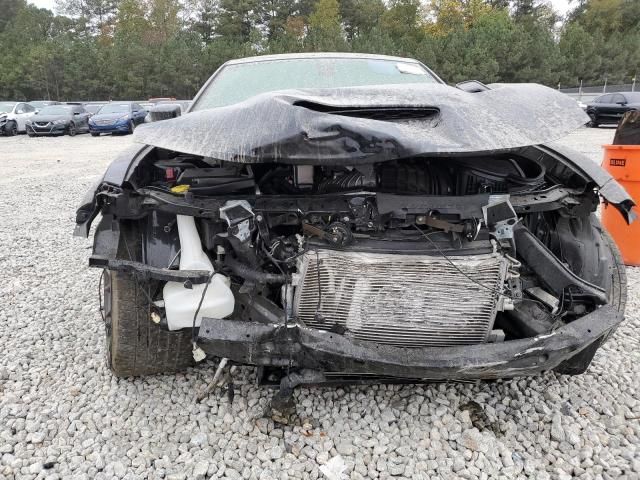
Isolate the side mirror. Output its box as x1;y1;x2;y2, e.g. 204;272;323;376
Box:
74;112;80;115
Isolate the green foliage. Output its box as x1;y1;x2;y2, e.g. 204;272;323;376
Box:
307;0;347;51
0;0;638;101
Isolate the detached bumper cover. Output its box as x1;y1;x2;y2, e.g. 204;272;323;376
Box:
198;305;622;379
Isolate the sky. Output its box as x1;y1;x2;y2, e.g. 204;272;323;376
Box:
28;0;575;17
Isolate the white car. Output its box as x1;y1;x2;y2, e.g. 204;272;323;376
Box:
0;102;37;136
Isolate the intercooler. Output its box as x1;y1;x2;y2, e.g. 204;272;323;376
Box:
293;250;509;347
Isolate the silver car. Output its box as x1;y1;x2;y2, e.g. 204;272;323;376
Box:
0;101;37;136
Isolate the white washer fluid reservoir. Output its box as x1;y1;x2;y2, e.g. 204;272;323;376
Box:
163;215;234;331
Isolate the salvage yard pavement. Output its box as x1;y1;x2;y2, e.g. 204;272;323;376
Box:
1;128;639;480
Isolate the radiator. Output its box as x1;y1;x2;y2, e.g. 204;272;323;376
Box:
293;249;509;347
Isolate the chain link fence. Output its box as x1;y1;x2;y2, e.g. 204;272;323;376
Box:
560;82;637;102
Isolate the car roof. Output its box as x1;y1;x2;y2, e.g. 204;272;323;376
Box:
224;52;423;66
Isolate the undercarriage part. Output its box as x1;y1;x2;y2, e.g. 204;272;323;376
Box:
223;256;286;284
89;256;211;284
197;305;623;379
293;249;509;347
503;300;557;338
196;357;229;403
513;224;608;304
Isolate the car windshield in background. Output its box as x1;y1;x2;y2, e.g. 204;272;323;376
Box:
0;102;16;114
98;104;130;114
625;93;640;102
85;104;105;114
30;101;58;108
39;106;72;115
192;58;439;111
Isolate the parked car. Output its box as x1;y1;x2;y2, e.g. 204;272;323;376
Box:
586;92;640;127
25;104;91;137
0;101;37;136
88;102;147;136
144;100;191;123
75;54;632;402
29;100;61;110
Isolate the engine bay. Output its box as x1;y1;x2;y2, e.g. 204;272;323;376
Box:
91;146;611;346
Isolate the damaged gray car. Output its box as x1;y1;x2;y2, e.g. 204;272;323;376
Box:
75;53;634;394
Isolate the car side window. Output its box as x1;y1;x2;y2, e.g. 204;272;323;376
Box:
15;103;26;114
23;104;35;113
597;94;613;104
611;94;625;104
133;104;142;112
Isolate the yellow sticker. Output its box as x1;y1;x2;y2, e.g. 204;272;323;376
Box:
170;184;190;194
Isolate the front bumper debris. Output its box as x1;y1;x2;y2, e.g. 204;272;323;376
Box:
89;255;211;284
197;305;622;380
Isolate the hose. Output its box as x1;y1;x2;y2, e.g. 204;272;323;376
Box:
223;256;286;284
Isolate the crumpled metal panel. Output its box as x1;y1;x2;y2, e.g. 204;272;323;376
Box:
133;83;589;164
293;249;509;347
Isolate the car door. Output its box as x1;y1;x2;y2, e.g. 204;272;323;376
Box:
610;94;628;121
73;106;91;131
14;103;35;132
132;104;145;125
593;94;616;122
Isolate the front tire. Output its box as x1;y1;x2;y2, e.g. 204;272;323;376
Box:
588;112;599;128
103;220;194;377
91;132;99;137
4;121;17;136
68;123;77;136
128;121;135;134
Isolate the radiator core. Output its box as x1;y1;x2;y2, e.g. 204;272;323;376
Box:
293;249;508;347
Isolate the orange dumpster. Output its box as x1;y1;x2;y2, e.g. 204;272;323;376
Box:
601;144;640;266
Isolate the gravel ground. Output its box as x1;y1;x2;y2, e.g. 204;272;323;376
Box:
1;128;639;480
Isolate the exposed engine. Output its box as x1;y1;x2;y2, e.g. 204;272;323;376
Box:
118;147;606;347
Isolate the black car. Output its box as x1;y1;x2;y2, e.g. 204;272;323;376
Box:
26;104;91;136
586;92;640;127
75;54;633;404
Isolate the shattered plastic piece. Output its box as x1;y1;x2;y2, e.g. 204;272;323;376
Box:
150;311;161;324
192;345;206;362
319;455;348;480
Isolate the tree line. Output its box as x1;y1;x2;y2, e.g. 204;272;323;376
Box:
0;0;638;101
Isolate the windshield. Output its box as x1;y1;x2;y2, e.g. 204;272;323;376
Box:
0;102;16;114
192;58;439;111
85;104;105;114
30;101;57;108
39;106;73;115
98;104;130;114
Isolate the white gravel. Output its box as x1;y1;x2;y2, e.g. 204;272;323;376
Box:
1;128;639;480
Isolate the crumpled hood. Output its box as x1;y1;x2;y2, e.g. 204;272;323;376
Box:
133;83;589;164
